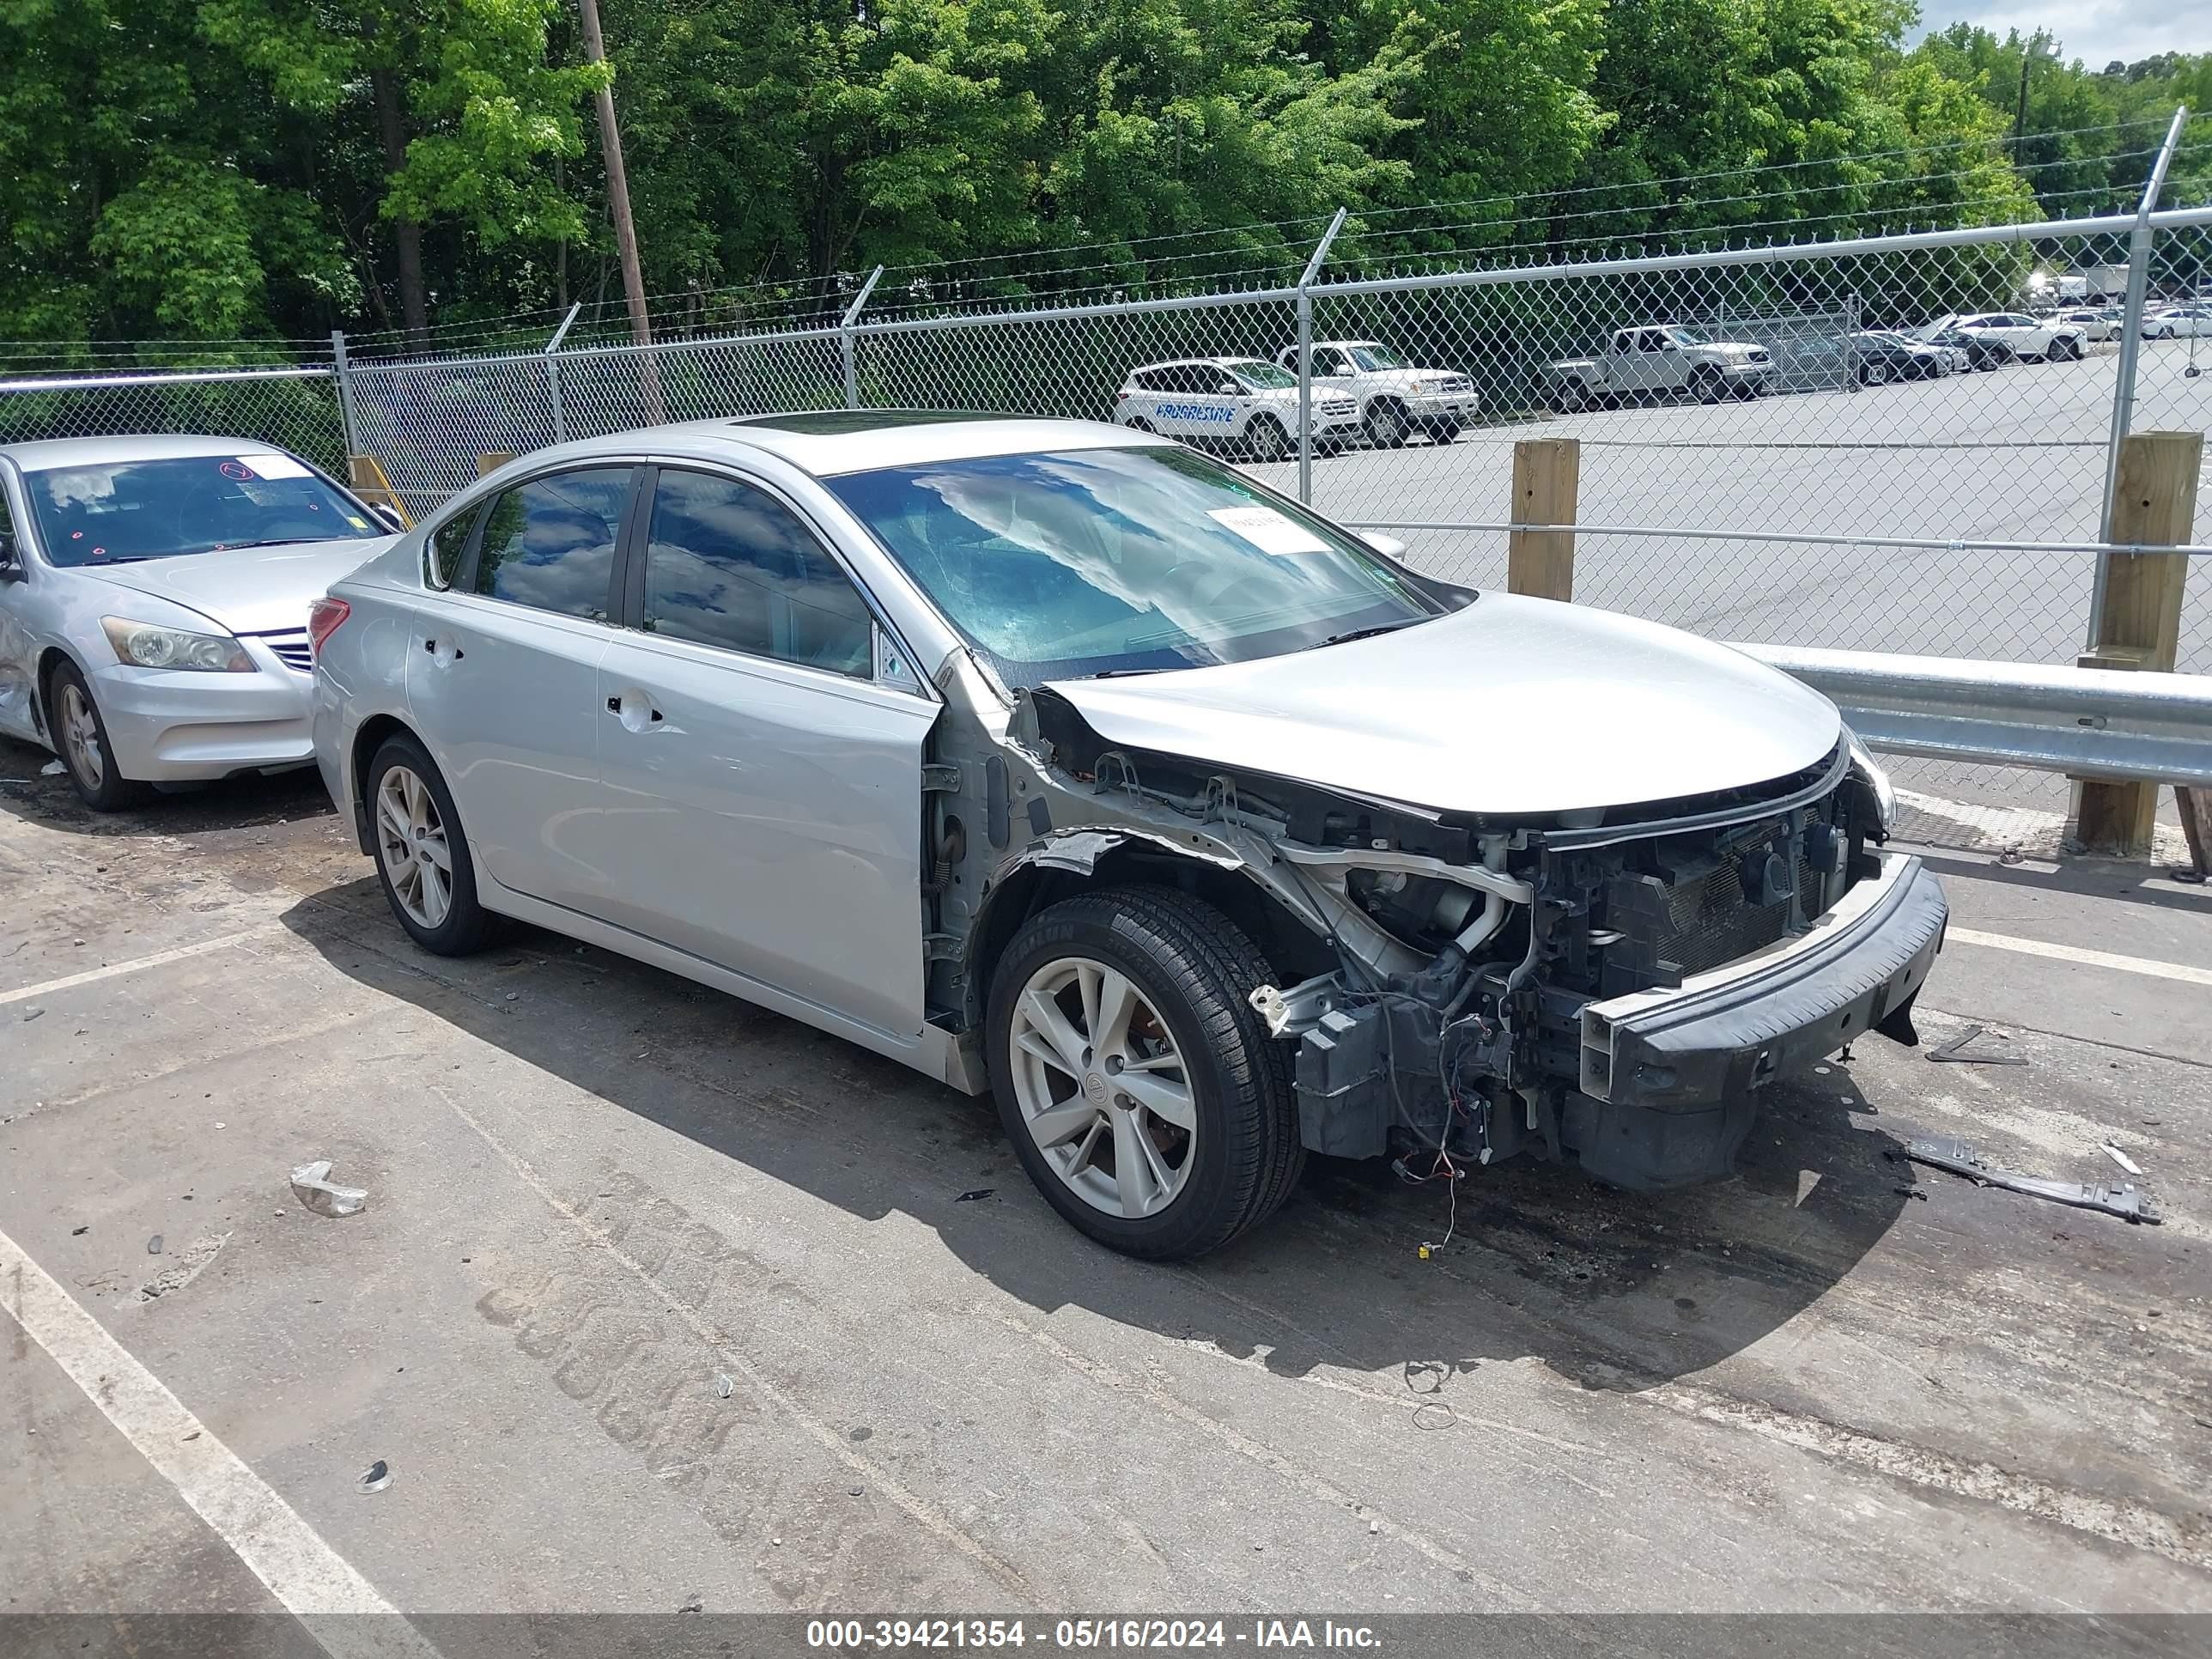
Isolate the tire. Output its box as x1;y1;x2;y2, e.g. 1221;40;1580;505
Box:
1557;380;1589;413
1364;400;1411;448
1856;362;1890;386
987;888;1302;1261
1127;417;1156;434
364;732;500;956
45;659;151;811
1426;422;1462;443
1244;417;1288;465
1692;368;1725;403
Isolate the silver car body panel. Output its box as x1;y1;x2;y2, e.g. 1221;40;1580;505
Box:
1042;592;1842;817
0;435;390;778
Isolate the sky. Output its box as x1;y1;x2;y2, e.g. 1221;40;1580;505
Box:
1917;3;2208;66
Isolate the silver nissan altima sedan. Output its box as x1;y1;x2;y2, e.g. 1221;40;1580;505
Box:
312;413;1944;1259
0;434;398;808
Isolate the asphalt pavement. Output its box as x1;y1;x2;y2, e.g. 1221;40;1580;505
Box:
3;747;2208;1642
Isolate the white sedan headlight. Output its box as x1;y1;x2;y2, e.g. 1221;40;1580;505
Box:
1845;729;1896;836
101;617;256;673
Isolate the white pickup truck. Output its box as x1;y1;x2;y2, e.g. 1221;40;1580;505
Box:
1549;325;1775;410
1273;341;1480;447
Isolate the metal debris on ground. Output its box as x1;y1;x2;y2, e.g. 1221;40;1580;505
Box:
289;1159;368;1218
2102;1142;2146;1176
1928;1025;2027;1065
954;1188;994;1202
714;1373;734;1399
1896;1135;2160;1224
357;1460;392;1493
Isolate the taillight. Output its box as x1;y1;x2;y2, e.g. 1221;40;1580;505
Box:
307;597;350;657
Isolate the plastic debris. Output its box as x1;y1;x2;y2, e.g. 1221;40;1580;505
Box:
40;759;64;776
357;1459;392;1494
1895;1135;2160;1223
289;1159;368;1218
678;1598;703;1615
146;1234;163;1255
954;1188;994;1203
70;1224;87;1236
2102;1142;2145;1176
714;1373;734;1399
21;1007;42;1022
1928;1025;2027;1065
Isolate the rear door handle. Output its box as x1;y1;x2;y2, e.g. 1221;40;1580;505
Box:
423;637;464;662
606;692;663;729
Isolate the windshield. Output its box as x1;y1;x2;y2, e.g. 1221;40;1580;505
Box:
1664;326;1713;347
827;446;1438;687
26;453;380;568
1228;361;1297;390
1350;345;1410;370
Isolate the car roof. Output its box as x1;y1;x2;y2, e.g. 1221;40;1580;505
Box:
602;412;1166;478
0;433;307;471
1126;356;1267;373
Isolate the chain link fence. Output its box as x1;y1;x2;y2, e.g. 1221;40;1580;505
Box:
3;196;2207;848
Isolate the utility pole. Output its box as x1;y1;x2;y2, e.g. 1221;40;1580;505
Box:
576;0;664;418
2014;38;2039;142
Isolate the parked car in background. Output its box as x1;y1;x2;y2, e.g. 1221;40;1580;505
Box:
2053;307;2122;343
2142;305;2212;339
0;434;397;809
1911;320;2014;370
1845;332;1950;384
312;412;1938;1260
1943;312;2087;362
1114;358;1361;462
1549;325;1775;409
1269;340;1479;448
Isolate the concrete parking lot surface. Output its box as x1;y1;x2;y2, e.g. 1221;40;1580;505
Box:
3;748;2209;1638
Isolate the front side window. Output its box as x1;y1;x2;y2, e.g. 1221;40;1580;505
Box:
471;467;631;621
1664;326;1711;348
828;445;1438;688
1229;361;1297;390
1351;345;1410;370
25;453;382;569
641;469;873;677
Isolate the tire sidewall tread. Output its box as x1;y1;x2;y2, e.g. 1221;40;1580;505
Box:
366;733;500;957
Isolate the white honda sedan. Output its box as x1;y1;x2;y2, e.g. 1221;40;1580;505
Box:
0;434;396;809
310;414;1940;1260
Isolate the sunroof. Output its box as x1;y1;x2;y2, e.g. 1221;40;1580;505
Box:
730;410;1008;435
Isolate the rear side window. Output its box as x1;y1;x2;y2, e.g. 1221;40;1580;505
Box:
641;469;873;677
470;467;632;621
428;506;478;587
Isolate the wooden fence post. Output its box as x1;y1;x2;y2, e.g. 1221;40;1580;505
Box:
477;452;515;477
2075;429;2202;858
1507;437;1580;603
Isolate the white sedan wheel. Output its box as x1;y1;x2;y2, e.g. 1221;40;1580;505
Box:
375;763;454;928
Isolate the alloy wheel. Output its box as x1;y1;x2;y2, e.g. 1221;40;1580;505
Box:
1007;957;1196;1219
58;683;104;790
375;764;453;929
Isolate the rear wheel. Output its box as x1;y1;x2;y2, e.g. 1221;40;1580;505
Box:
1426;421;1462;443
988;888;1301;1260
46;661;151;812
1127;417;1156;433
366;733;499;956
1243;417;1288;464
1856;362;1891;386
1557;380;1589;413
1364;400;1411;448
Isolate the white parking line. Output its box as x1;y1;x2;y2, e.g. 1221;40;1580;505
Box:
0;927;273;1007
1948;927;2212;988
0;1224;436;1657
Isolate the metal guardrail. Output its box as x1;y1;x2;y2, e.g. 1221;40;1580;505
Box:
1741;645;2212;788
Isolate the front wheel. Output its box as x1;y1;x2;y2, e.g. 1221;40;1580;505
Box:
47;660;151;811
1856;362;1891;386
366;733;500;956
987;889;1301;1260
1364;401;1411;448
1243;418;1288;465
1692;368;1725;403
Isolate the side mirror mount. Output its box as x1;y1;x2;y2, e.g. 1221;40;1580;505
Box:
368;502;406;532
1358;530;1409;562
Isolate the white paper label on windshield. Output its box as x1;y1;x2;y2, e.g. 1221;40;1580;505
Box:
234;453;312;480
1208;505;1328;555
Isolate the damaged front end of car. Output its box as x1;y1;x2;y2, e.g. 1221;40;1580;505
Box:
945;668;1945;1194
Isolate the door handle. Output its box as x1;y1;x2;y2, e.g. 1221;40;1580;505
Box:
423;637;464;662
606;692;663;728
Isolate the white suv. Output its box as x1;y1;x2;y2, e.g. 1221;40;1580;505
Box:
1272;341;1480;447
1114;358;1361;462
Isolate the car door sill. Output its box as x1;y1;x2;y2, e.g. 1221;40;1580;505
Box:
473;866;965;1085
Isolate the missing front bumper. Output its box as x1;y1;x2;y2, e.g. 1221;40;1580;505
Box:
1569;853;1946;1187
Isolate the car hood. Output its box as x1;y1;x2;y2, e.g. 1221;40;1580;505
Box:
78;538;395;635
1042;594;1843;817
